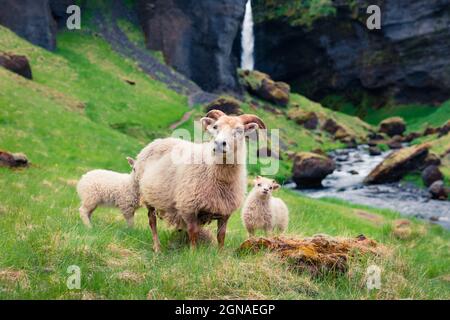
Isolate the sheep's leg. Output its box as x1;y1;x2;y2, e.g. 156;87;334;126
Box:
79;204;95;228
147;207;161;253
186;218;200;249
217;216;230;249
247;227;255;238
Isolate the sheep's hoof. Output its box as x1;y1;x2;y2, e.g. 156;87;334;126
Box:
153;245;161;253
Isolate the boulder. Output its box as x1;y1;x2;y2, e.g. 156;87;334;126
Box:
403;131;421;143
421;152;441;169
422;166;444;187
387;135;403;149
423;126;439;136
322;118;340;135
0;151;29;168
292;152;336;188
379;117;406;137
238;70;290;106
438;120;450;137
364;144;429;184
287;108;318;129
204;97;242;115
428;181;448;200
368;146;382;156
0;53;32;79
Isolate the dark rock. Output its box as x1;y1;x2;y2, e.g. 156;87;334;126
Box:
438;120;450;137
322;118;340;135
348;170;359;175
364;144;429;184
0;151;29;168
422;165;444;187
367;140;378;147
287;108;318;129
137;0;246;93
387;138;403;150
403;132;421;143
368;146;382;156
421;152;441;169
204;97;242;115
423;126;439;136
0;53;32;79
379;117;406;137
342;137;357;149
292;152;336;188
253;0;450;106
428;180;448;200
367;132;384;140
238;70;290;106
0;0;56;50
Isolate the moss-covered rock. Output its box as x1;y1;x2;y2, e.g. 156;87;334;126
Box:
379;117;406;137
238;69;290;106
364;144;429;184
287;107;318;129
292;152;336;188
204;96;242;115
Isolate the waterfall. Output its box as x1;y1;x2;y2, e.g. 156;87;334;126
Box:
240;0;255;70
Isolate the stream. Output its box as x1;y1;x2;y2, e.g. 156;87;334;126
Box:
289;145;450;229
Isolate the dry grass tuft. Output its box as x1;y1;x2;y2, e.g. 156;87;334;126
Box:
239;234;387;275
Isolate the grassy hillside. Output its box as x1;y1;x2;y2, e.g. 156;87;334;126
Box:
1;26;449;299
322;95;450;133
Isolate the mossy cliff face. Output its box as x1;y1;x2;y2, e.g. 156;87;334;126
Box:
253;0;450;106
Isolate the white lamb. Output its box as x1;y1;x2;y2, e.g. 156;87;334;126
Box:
76;157;139;228
241;176;289;237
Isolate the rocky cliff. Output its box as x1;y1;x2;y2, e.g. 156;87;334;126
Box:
136;0;247;93
0;0;73;51
253;0;450;106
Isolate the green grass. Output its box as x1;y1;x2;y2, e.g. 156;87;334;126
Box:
321;94;450;133
0;25;449;299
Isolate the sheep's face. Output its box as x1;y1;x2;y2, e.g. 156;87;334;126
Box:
253;176;280;197
201;112;264;161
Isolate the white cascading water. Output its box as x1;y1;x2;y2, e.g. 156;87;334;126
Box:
240;0;255;70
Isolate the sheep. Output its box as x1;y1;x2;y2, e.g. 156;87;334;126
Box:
133;109;266;251
76;157;139;228
241;176;289;237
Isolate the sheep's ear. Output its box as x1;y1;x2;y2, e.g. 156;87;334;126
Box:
272;182;280;190
244;122;258;135
126;157;135;167
200;117;215;130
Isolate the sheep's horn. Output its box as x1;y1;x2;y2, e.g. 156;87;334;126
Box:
206;109;226;120
239;114;267;130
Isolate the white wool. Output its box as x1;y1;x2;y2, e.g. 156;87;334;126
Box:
76;168;139;228
241;177;289;236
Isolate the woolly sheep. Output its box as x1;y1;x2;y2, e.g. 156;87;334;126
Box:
133;110;266;251
241;176;289;237
77;157;139;228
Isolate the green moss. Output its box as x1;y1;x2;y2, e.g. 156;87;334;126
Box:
253;0;336;27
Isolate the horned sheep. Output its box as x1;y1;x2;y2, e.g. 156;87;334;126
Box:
133;110;266;251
